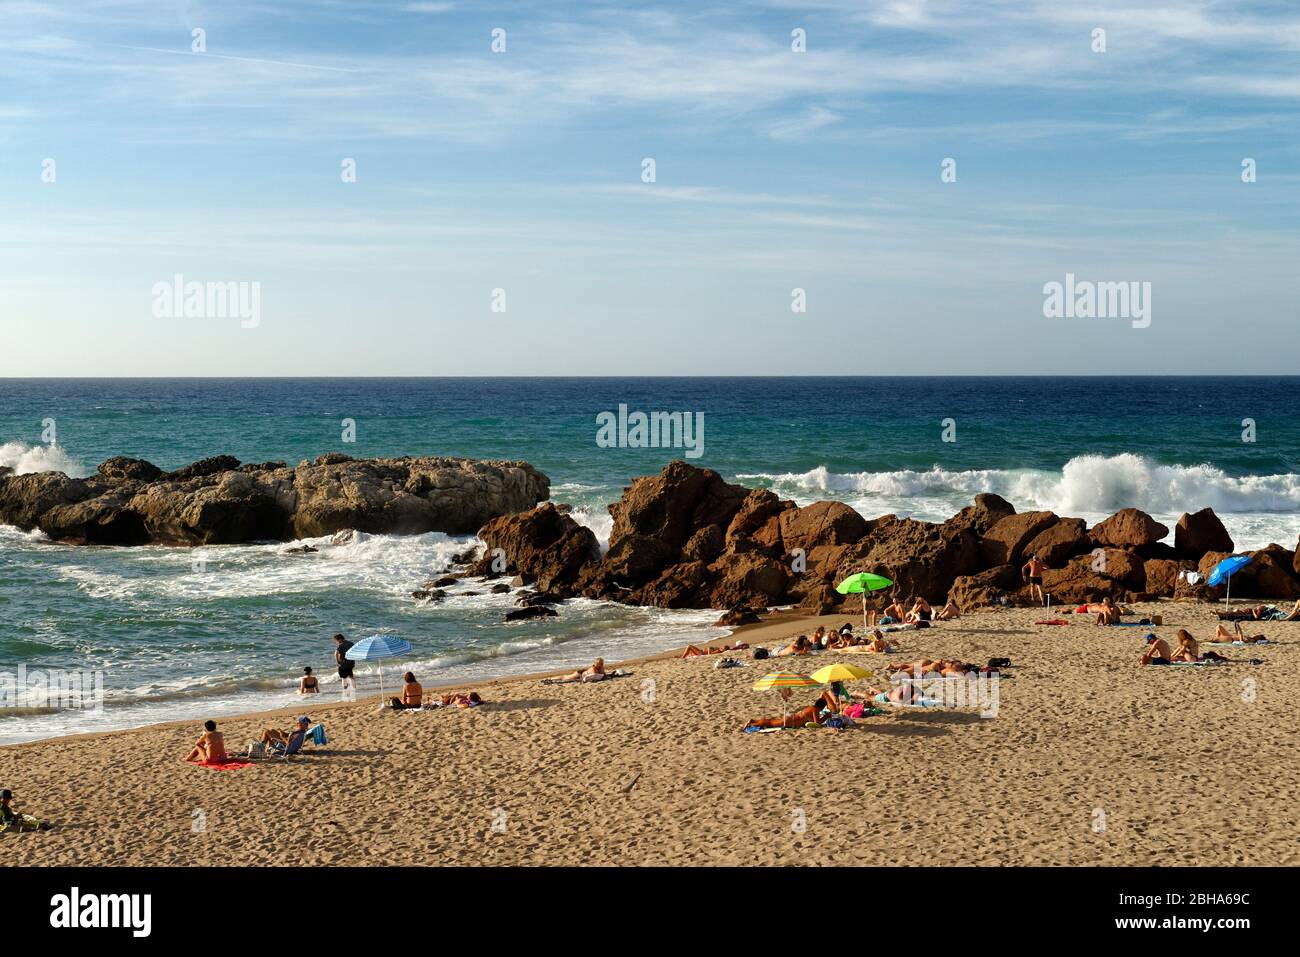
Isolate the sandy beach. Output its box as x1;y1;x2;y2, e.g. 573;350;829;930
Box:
2;602;1297;867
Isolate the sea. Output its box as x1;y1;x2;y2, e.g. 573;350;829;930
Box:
3;376;1299;743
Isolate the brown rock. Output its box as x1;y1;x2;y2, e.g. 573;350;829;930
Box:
1091;508;1169;548
798;582;850;616
946;492;1016;536
1041;556;1128;604
777;501;871;554
1174;508;1234;557
608;461;747;553
1142;558;1184;598
1022;517;1089;567
476;502;600;593
1249;544;1300;600
724;489;791;552
682;524;725;563
633;561;711;608
979;511;1059;567
504;605;557;621
708;552;790;609
851;516;981;601
948;565;1021;610
715;607;763;627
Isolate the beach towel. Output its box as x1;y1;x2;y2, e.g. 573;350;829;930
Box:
190;757;253;771
1035;619;1070;625
305;723;328;746
1209;640;1268;647
873;691;944;708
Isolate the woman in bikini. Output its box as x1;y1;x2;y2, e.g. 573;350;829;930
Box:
298;666;319;694
390;671;423;709
906;597;933;623
1214;621;1267;643
553;658;607;682
1169;629;1230;663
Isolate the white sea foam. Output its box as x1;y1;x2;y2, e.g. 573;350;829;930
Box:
0;441;87;477
738;453;1300;550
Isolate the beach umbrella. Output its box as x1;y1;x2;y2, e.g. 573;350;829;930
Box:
1207;555;1252;605
346;633;413;708
835;572;894;632
809;663;874;685
752;671;820;724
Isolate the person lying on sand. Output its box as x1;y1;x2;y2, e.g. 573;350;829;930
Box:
439;691;483;708
1169;629;1230;663
552;658;607;682
389;671;423;710
185;720;228;764
885;658;974;678
935;598;960;621
840;629;892;653
1140;634;1172;666
1094;597;1123;626
682;642;748;658
742;688;840;730
0;787;52;833
1215;622;1268;643
298;666;319;694
773;635;812;657
864;682;926;705
260;715;311;750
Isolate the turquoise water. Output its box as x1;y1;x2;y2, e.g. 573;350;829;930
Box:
3;377;1299;742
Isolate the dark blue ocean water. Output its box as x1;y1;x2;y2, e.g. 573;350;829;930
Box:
3;377;1299;742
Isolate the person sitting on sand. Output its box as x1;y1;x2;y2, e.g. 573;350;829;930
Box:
935;598;960;621
260;715;310;750
906;597;934;623
298;666;319;694
882;591;907;622
1094;596;1123;626
185;720;227;764
1022;553;1046;606
440;691;483;708
743;688;840;730
389;671;423;710
1168;629;1230;663
1140;634;1172;666
0;788;52;833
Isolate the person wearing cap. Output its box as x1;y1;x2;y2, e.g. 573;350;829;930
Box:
1;788;52;832
259;714;311;750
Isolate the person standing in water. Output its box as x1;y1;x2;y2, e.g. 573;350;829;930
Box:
333;634;356;693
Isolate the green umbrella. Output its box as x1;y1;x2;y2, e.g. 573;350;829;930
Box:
835;572;894;632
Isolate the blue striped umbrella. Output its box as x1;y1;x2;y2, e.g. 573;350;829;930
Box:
346;634;413;707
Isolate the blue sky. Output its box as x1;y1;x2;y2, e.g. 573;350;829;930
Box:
1;0;1298;375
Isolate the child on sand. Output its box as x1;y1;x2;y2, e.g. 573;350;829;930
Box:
0;788;52;832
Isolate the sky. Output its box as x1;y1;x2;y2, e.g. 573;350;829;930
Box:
1;0;1298;376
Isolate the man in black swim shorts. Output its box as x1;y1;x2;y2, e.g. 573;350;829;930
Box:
334;633;355;691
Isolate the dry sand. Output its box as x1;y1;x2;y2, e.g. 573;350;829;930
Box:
3;602;1297;866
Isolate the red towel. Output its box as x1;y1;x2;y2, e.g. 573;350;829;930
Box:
189;757;253;771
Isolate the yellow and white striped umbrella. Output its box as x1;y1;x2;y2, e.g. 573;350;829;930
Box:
752;672;821;692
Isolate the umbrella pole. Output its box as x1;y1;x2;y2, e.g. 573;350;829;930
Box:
862;590;868;633
1225;576;1231;606
378;663;385;710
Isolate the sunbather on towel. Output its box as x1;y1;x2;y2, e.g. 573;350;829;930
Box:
1215;622;1268;643
886;658;973;678
742;689;840;730
1140;634;1172;666
260;715;311;750
1169;629;1229;663
553;658;607;683
843;629;892;653
439;691;483;708
185;720;228;764
773;635;812;657
865;682;925;706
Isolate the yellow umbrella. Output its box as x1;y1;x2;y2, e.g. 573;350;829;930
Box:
810;663;874;684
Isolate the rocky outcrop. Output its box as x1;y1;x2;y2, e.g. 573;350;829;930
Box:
1091;508;1169;548
0;453;549;546
947;493;1016;536
476;503;599;593
1175;508;1234;557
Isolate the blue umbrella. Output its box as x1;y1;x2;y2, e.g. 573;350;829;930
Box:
346;634;413;707
1207;555;1252;604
